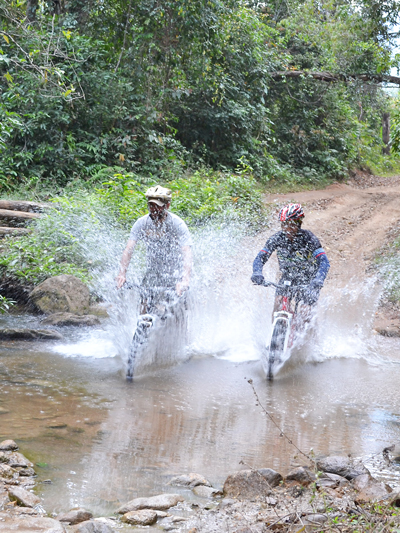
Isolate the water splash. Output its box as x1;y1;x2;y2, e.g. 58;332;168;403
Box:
41;205;392;374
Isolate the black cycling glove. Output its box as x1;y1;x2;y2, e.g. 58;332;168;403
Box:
251;273;265;285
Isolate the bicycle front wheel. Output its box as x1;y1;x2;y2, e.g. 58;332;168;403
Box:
268;319;288;380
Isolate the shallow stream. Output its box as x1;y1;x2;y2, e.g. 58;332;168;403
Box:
1;226;400;516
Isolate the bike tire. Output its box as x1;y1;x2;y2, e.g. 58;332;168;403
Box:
126;336;138;381
268;319;288;380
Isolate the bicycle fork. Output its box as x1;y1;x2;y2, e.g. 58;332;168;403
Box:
271;311;293;353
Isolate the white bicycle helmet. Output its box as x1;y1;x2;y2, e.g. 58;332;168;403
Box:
145;185;172;206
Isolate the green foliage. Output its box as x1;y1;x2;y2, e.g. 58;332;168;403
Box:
0;0;398;188
0;168;265;286
0;200;95;285
96;168;265;228
0;294;15;314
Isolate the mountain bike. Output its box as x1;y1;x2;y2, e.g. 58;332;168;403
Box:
261;280;309;380
125;284;185;381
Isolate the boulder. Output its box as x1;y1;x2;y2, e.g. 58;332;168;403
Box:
71;520;114;533
121;509;158;525
0;516;66;532
0;464;17;479
41;313;100;327
0;488;9;511
8;486;41;507
223;469;282;500
29;275;90;315
8;452;34;469
192;486;223;498
286;466;316;485
316;456;369;480
169;473;211;488
117;493;184;514
0;328;63;341
57;508;93;525
0;440;18;451
316;473;349;489
352;473;393;503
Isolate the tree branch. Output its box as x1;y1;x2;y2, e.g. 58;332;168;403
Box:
270;70;400;85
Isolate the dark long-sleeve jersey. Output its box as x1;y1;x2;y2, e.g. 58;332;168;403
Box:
252;229;330;285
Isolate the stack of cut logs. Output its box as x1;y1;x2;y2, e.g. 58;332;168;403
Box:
0;199;49;237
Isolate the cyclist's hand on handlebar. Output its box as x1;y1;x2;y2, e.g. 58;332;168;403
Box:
176;280;189;296
305;279;323;305
251;273;265;285
116;274;127;289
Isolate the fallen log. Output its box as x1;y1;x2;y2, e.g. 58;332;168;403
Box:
0;209;40;221
0;200;50;212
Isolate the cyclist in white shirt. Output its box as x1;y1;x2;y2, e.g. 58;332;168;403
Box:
116;185;193;296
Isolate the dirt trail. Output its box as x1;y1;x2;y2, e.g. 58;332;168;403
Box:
263;174;400;335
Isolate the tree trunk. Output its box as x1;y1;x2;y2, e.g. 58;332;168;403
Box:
47;0;64;15
26;0;39;21
382;112;390;155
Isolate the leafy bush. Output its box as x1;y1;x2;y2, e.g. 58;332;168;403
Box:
95;168;265;228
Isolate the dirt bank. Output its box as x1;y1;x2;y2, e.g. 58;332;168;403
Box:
263;173;400;336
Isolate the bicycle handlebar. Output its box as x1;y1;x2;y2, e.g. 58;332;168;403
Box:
261;280;309;290
123;282;186;296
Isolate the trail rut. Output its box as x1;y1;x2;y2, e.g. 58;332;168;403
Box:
263;175;400;335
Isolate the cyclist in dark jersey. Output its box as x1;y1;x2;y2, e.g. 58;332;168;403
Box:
251;203;330;308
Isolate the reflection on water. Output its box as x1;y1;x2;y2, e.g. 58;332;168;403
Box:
1;333;400;515
1;222;400;515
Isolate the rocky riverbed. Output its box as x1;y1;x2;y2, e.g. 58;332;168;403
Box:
1;439;400;533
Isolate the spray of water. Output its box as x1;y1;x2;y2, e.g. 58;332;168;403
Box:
45;204;394;375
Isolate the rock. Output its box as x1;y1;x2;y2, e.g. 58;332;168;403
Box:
192;486;222;498
0;516;66;532
121;509;158;525
57;508;93;525
0;328;63;341
29;275;90;315
0;464;17;479
352;473;393;503
0;440;18;451
8;486;41;507
223;469;282;500
0;488;9;510
286;467;316;485
302;513;328;525
8;452;34;469
385;492;400;507
316;473;349;489
17;467;36;477
172;516;187;522
41;313;100;327
316;456;369;480
117;493;184;514
72;520;114;533
88;305;109;318
169;473;211;488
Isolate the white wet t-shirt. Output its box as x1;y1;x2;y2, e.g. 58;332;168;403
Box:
129;212;192;286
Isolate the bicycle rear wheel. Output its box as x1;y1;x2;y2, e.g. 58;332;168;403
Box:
268;319;288;380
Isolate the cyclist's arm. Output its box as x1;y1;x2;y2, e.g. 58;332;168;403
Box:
312;248;330;285
116;239;137;288
252;248;272;275
252;233;280;276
